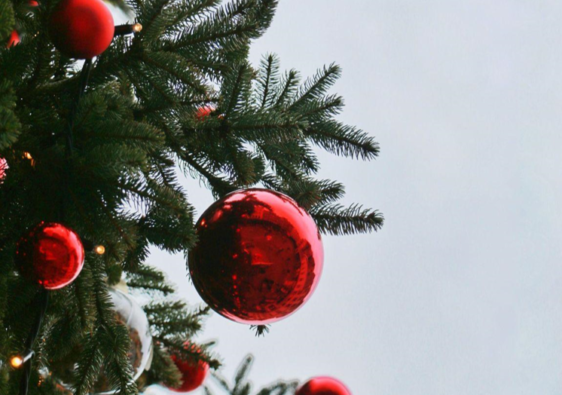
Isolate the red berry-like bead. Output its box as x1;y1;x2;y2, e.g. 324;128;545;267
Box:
195;106;214;120
48;0;114;59
6;30;20;48
16;222;85;290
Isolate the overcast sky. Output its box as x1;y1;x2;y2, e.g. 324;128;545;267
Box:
142;1;562;394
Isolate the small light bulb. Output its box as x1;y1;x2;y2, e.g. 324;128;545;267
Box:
133;23;143;33
94;245;106;255
23;152;32;160
10;356;23;368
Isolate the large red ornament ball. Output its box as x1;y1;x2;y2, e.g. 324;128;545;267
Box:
48;0;114;59
16;222;85;290
296;377;352;395
169;344;209;392
6;30;20;48
188;189;323;325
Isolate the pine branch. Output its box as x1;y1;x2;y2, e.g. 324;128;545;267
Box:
311;203;384;235
126;264;175;295
255;54;280;109
304;120;380;160
289;63;341;110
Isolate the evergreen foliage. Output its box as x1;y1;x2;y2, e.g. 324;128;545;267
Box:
0;0;382;393
206;355;297;395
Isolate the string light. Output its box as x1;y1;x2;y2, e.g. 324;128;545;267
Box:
23;152;32;160
94;245;106;255
114;23;143;37
10;356;23;368
10;351;34;369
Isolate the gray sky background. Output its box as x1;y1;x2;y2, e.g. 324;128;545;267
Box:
141;1;562;394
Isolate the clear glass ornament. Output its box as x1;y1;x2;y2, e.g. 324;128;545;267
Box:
93;288;154;394
52;288;153;394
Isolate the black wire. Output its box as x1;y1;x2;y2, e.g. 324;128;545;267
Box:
19;59;93;395
60;59;93;222
66;58;93;155
19;290;49;395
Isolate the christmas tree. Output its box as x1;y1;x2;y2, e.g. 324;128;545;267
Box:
0;0;383;394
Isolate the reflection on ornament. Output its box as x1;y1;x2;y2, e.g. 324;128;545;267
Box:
52;288;153;394
189;189;324;325
296;377;351;395
15;222;85;290
94;288;153;394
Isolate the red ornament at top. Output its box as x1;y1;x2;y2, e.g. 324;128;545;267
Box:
16;222;85;290
6;31;20;48
48;0;114;59
188;189;323;325
169;343;209;392
296;377;352;395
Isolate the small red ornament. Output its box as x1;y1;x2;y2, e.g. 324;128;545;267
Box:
188;189;323;325
16;222;85;290
195;106;214;120
296;377;352;395
169;344;209;393
48;0;114;59
0;158;7;181
6;31;20;48
29;0;39;6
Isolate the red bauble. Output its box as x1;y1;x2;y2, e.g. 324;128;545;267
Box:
6;30;20;48
16;222;85;290
188;189;323;325
169;346;209;393
296;377;352;395
0;158;7;181
48;0;114;59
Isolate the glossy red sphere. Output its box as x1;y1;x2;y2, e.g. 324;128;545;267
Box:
169;353;209;392
296;377;352;395
16;222;85;290
48;0;114;59
0;158;7;181
7;30;20;48
189;189;323;325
